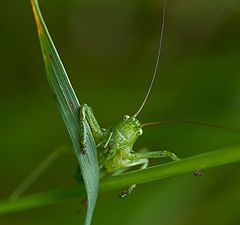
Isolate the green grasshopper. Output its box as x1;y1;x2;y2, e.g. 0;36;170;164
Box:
78;105;179;197
77;0;180;197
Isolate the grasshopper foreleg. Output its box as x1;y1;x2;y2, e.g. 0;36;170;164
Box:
79;103;104;154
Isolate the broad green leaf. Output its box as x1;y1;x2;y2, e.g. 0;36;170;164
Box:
30;1;99;225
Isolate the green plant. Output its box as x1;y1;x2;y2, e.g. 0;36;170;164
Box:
1;1;239;225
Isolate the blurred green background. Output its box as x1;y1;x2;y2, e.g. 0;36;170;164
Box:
1;0;240;224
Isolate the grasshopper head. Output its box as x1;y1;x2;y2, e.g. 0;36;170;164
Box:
122;115;142;133
115;115;143;146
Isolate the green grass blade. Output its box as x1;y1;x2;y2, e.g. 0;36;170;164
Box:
30;1;99;225
0;145;239;214
9;147;69;201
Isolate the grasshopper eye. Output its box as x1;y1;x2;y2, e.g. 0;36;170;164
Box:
137;128;143;136
123;115;130;121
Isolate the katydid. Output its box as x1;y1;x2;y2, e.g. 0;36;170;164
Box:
76;0;180;197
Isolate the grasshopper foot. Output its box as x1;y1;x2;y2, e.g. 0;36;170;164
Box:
119;184;136;198
81;143;87;154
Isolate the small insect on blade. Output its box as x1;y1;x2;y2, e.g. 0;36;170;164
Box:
119;185;136;198
193;169;203;177
119;190;129;198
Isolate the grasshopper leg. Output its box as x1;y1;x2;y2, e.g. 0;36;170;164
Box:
119;150;179;197
79;104;104;154
131;150;180;162
79;105;88;154
118;159;149;198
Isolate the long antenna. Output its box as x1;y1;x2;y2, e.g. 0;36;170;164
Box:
141;120;240;133
134;0;167;117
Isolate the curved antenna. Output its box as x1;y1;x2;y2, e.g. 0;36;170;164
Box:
133;0;167;117
141;120;240;133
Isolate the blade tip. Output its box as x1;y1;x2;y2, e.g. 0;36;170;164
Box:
31;0;43;34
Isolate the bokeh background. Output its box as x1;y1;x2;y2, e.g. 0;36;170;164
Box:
0;0;240;224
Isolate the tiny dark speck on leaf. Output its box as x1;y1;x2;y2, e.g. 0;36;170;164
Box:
69;100;75;112
49;54;53;61
52;94;57;100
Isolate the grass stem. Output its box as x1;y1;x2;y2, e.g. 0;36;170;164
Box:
1;145;240;215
